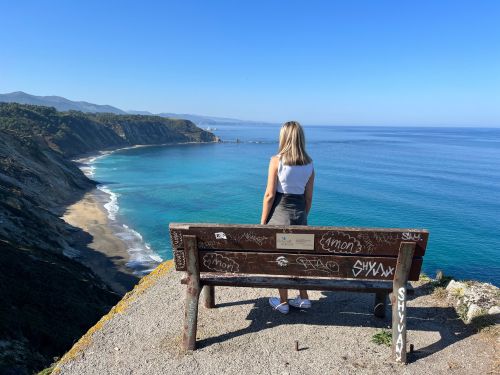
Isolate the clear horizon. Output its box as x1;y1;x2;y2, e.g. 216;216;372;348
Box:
1;1;499;126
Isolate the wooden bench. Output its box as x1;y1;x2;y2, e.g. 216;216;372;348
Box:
169;223;429;363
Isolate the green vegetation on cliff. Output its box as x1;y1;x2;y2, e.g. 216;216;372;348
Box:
0;103;216;157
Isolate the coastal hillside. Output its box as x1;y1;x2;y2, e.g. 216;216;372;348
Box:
0;91;126;114
0;129;95;254
0;103;216;158
0;103;217;374
0;92;267;126
1;91;271;126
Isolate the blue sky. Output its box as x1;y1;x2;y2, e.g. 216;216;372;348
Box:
1;1;499;125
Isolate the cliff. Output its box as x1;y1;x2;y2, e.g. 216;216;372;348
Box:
0;129;95;255
0;103;216;158
0;239;120;375
0;103;216;256
0;103;217;374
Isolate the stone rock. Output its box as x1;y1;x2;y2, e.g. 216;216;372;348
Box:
463;282;499;310
466;304;483;323
446;280;466;296
488;306;500;315
445;280;499;323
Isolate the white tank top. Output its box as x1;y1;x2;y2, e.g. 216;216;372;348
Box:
276;158;314;194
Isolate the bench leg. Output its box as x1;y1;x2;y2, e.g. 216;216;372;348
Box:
392;286;408;363
182;235;201;352
182;283;201;351
202;285;215;308
374;292;387;318
391;242;415;363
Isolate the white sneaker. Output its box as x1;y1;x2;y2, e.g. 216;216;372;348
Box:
269;297;289;314
288;296;312;309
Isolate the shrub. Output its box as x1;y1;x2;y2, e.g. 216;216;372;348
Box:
371;330;392;347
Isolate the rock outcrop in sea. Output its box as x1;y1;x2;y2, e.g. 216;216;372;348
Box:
0;102;217;374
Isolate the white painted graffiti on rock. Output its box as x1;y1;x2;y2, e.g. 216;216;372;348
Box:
296;257;339;275
320;231;362;254
395;287;406;361
202;253;239;273
351;260;395;278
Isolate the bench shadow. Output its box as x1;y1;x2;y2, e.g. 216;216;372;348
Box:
196;288;492;364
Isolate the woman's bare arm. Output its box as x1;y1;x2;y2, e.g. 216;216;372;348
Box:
304;169;315;215
260;156;279;224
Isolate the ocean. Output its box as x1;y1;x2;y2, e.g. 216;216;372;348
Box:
88;124;500;285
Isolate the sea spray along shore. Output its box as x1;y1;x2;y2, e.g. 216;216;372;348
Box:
73;151;164;277
62;190;138;294
0;103;217;374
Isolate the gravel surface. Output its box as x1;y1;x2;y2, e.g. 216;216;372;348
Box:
54;262;497;375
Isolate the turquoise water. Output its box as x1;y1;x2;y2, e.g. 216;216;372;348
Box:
91;125;500;285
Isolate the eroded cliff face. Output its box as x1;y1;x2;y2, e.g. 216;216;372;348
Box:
0;130;95;255
0;103;217;253
0;103;217;374
0;103;216;158
0;131;117;374
0;239;121;375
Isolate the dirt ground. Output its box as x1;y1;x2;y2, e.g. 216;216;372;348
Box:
54;262;498;375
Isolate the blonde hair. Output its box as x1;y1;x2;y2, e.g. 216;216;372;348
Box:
278;121;312;165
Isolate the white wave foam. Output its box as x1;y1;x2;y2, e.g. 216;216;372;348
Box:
80;165;96;177
115;224;163;275
74;150;117;178
76;150;163;276
75;151;112;165
98;185;119;221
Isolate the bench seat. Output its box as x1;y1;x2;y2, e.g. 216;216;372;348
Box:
181;275;412;293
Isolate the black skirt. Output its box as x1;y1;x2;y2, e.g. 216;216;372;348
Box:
266;192;307;225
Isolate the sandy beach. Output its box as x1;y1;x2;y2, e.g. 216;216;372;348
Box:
62;189;139;295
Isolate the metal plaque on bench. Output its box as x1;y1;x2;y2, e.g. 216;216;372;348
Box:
276;233;315;250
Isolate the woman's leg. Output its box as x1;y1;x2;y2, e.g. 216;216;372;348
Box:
299;289;309;299
279;288;288;303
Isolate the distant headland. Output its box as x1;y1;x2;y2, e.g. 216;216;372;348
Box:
0;91;274;126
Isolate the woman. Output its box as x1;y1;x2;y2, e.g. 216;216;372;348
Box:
260;121;315;314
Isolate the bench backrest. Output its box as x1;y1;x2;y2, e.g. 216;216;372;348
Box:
169;224;428;281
